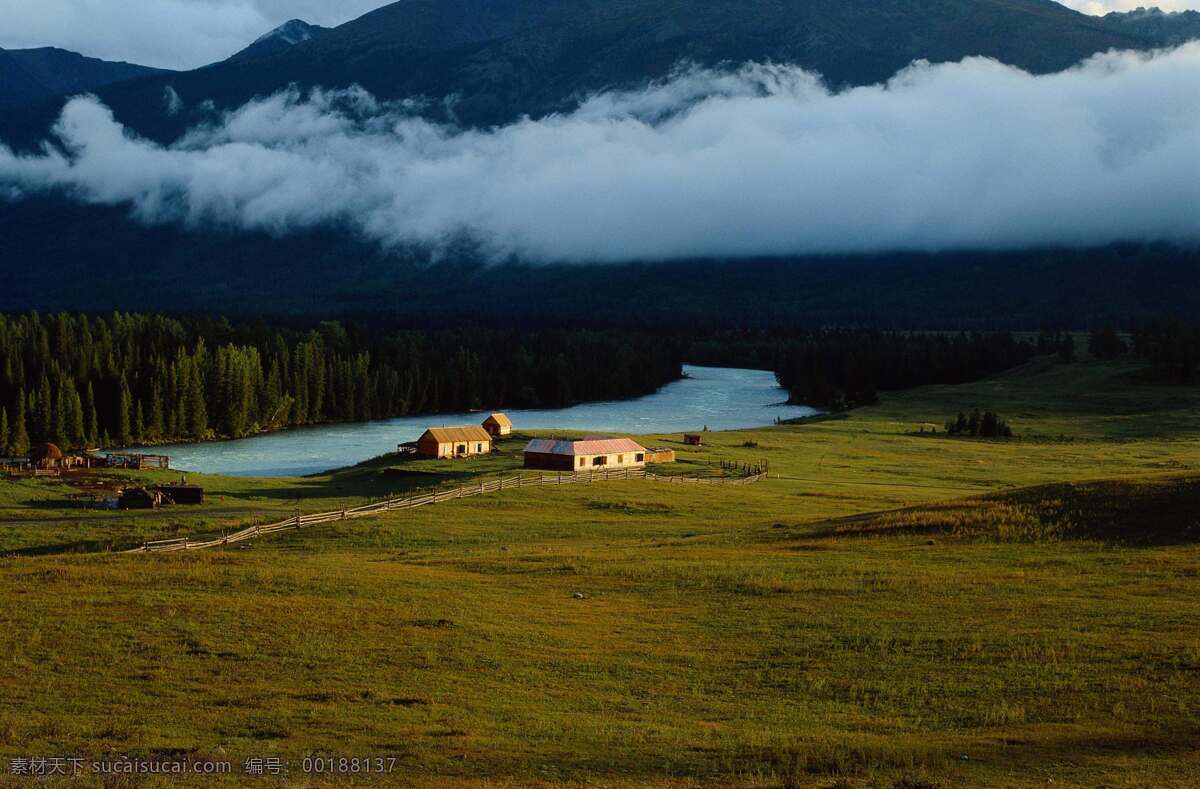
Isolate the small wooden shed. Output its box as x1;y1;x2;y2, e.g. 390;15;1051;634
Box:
683;434;704;446
118;487;161;510
29;443;65;469
482;412;513;437
644;447;676;464
157;484;204;505
417;426;493;459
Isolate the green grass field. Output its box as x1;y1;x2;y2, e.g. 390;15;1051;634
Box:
0;356;1197;786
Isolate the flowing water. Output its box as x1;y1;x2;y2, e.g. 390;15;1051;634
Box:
138;365;816;477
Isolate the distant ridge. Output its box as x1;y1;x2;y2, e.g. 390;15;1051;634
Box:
226;19;328;63
5;47;169;96
4;0;1164;145
1100;6;1200;45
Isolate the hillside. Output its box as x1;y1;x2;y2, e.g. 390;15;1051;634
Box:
225;19;329;64
1101;6;1200;46
0;49;51;107
0;196;1198;327
3;47;169;97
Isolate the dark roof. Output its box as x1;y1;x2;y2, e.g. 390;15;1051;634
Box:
29;443;64;460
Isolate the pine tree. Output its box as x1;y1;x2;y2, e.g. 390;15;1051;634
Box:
188;365;208;439
9;396;30;456
83;382;99;447
1058;334;1076;362
117;379;133;446
0;407;8;456
67;387;86;449
35;374;53;443
148;379;165;442
52;379;69;447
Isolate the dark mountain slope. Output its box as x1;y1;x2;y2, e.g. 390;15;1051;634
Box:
5;47;170;96
6;0;1154;145
0;49;52;107
1100;7;1200;46
1;197;1197;328
226;19;329;63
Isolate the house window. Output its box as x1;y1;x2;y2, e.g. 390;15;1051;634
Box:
579;457;585;467
476;443;482;452
617;455;624;463
592;456;607;466
635;453;644;462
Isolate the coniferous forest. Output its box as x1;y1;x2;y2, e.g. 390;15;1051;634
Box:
691;330;1040;409
0;313;682;453
2;312;1191;456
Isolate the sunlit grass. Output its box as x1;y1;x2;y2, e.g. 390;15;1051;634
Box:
0;356;1198;785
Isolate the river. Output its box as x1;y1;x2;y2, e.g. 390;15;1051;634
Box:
139;365;816;477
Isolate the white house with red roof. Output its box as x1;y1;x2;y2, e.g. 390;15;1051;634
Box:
523;436;647;471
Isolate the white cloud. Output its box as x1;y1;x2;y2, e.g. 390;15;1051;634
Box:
0;0;387;69
1059;1;1200;13
3;46;1200;263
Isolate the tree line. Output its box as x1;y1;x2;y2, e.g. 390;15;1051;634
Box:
1132;320;1199;384
691;329;1037;410
0;313;682;454
946;409;1014;438
1038;323;1199;383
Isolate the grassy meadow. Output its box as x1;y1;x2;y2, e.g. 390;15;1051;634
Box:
0;356;1198;786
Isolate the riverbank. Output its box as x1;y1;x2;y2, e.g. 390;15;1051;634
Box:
119;366;815;477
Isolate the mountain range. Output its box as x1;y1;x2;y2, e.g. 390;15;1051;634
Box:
0;47;164;108
2;0;1199;323
0;18;326;109
1101;6;1200;46
4;0;1200;146
226;19;330;64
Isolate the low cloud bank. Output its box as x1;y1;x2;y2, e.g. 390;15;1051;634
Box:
3;45;1200;262
1061;1;1200;14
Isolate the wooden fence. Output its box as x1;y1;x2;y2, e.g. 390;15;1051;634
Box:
125;468;767;555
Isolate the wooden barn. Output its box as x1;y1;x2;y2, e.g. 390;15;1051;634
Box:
417;426;493;459
524;437;647;471
105;452;169;470
644;447;676;464
156;484;204;505
683;433;704;446
482;412;513;437
118;487;162;510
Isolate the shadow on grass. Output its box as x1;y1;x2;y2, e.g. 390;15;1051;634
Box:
786;473;1200;546
8;539;132;557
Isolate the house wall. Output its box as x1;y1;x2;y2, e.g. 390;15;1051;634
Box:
523;452;576;471
419;438;491;459
577;451;646;470
484;421;512;437
526;451;646;471
416;437;442;458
